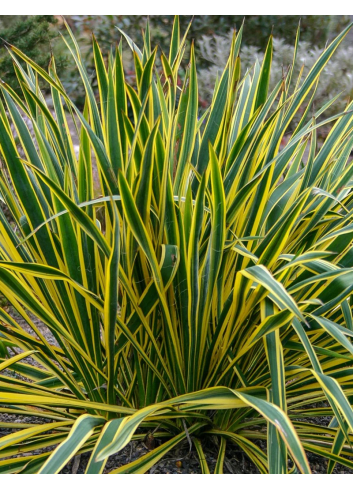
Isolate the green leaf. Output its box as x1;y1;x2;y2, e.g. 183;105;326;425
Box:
39;415;105;474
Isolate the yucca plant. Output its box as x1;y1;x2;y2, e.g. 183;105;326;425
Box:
1;16;353;474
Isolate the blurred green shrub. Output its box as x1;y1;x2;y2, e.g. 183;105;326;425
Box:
0;15;64;94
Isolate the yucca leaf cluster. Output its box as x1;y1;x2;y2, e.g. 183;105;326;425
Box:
0;17;353;474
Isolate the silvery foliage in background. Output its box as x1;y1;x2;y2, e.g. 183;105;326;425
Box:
198;32;353;117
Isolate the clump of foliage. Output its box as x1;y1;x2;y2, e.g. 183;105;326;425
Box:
1;17;353;474
0;16;62;95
